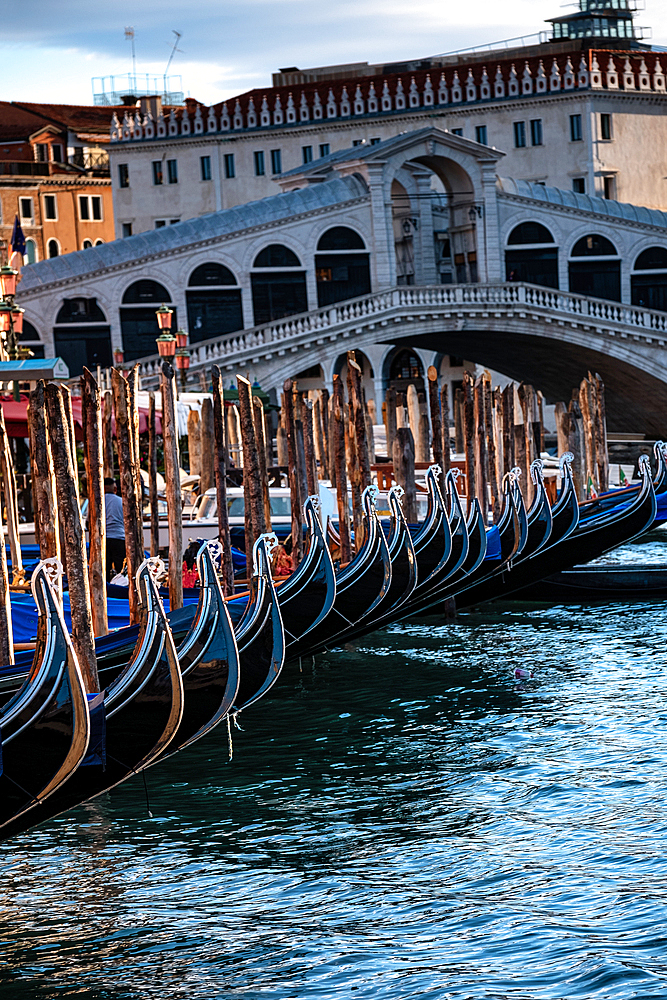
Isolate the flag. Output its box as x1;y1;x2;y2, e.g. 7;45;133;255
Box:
587;474;598;500
619;466;627;486
9;216;25;271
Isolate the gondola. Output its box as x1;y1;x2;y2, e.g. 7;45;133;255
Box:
292;486;392;658
454;453;656;610
0;562;185;842
231;533;285;713
576;440;667;518
330;485;418;644
0;562;91;831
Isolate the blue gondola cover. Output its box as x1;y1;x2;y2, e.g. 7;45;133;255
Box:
81;692;106;768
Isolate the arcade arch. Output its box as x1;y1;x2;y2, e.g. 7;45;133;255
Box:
53;296;111;375
120;279;175;361
186;262;243;343
315;226;371;306
568;234;621;302
251;244;307;324
631;247;667;312
505;222;558;288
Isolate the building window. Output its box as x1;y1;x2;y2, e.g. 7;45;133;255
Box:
530;119;543;146
223;154;235;179
152;160;163;185
270;149;282;174
352;139;363;147
603;175;616;200
51;144;63;163
78;195;102;221
513;121;526;148
95;239;104;246
83;239;93;249
19;197;33;222
570;114;583;141
155;220;166;229
319;143;330;157
170;218;180;225
572;177;586;194
47;239;60;259
35;144;48;162
24;238;37;264
200;155;212;181
43;194;57;220
600;113;612;141
118;163;129;188
370;137;381;145
167;159;178;184
451;128;463;137
254;150;265;176
302;145;313;164
475;125;488;145
122;222;133;238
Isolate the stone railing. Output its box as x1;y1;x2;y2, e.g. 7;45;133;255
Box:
133;281;667;389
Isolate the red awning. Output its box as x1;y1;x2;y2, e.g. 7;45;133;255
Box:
0;395;162;439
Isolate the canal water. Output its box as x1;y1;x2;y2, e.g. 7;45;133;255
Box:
2;593;667;998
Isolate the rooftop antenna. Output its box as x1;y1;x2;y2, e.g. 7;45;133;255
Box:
164;31;183;101
124;26;137;81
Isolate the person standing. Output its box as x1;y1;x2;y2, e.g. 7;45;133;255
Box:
104;477;126;580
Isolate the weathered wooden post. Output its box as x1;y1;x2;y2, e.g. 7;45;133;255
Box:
473;374;490;522
332;374;352;564
226;402;240;467
294;389;309;506
161;361;183;611
45;383;98;692
283;380;304;566
128;364;143;521
253;394;273;530
483;373;500;521
427;366;443;481
501;383;515;476
111;368;144;623
594;372;609;493
567;398;586;500
454;387;464;455
440;382;451;475
102;390;114;480
276;405;288;467
187;408;202;480
385;387;397;457
302;398;318;497
148;391;160;558
81;368;108;637
492;387;504;494
199;397;215;494
463;371;476;502
417;391;430;464
320;388;331;480
517;383;534;504
211;366;235;596
554;402;569;458
347;353;371;489
393;427;418;522
0;408;23;586
579;376;597;493
29;381;60;566
313;394;326;480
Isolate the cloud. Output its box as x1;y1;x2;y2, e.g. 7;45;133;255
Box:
4;0;667;106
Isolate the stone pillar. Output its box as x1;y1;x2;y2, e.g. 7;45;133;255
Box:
367;163;396;289
480;161;502;283
415;171;438;285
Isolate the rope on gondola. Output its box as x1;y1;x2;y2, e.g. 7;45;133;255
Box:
226;714;233;762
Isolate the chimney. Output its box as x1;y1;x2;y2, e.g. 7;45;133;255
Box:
139;96;163;119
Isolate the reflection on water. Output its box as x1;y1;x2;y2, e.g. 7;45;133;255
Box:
2;600;667;998
588;526;667;565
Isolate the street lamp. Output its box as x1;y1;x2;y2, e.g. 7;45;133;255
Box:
0;265;18;299
155;303;173;331
175;328;188;348
174;347;190;390
156;333;177;357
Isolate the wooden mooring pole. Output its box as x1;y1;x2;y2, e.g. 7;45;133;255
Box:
161;361;183;611
212;366;235;596
81;368;108;637
332;374;352;564
112;368;144;623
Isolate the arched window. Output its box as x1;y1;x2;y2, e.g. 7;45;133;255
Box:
507;222;555;245
19;320;45;357
632;247;667;312
82;239;93;250
188;262;238;286
120;281;175;361
95;239;104;247
21;320;41;341
122;280;171;304
24;239;37;265
505;222;558;289
389;350;423;385
317;227;366;251
634;247;667;270
253;245;301;268
315;228;371;307
47;239;60;259
187;263;243;342
54;297;111;376
251;246;307;324
571;234;617;257
569;235;620;301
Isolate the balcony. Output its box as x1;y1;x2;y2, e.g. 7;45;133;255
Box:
0;162;50;177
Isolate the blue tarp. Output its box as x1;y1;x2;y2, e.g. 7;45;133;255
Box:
483;525;501;561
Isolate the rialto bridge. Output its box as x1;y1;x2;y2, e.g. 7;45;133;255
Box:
17;127;667;435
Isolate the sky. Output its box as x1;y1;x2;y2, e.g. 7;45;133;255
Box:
5;0;667;107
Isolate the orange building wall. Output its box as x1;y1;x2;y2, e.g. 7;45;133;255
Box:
0;178;114;262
